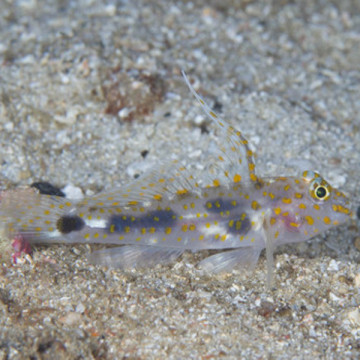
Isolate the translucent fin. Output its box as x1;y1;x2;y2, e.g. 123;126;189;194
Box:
182;70;261;187
77;159;201;211
0;188;74;242
198;247;261;274
264;234;274;287
88;245;184;269
139;159;201;198
262;212;276;288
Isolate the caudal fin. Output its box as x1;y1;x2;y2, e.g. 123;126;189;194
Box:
0;187;75;243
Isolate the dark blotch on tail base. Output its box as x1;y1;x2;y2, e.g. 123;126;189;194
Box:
57;215;85;234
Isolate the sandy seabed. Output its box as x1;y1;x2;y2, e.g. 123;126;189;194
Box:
0;1;359;359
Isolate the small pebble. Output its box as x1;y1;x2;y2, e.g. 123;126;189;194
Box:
354;273;360;288
348;308;360;327
31;182;65;197
62;184;84;200
327;259;339;272
58;312;82;326
354;237;360;251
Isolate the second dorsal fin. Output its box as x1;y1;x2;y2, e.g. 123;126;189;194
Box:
77;159;201;210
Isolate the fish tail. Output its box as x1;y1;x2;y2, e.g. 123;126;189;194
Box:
0;187;78;244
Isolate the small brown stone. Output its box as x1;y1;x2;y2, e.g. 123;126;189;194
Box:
354;237;360;251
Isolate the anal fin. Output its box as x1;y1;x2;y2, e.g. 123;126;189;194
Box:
88;245;184;269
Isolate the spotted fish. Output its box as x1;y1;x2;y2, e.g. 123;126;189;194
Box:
0;71;353;283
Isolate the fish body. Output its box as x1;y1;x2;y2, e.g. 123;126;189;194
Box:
0;71;352;280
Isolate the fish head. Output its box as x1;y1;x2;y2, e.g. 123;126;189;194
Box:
268;170;352;244
298;170;353;229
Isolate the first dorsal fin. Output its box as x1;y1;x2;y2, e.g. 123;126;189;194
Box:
182;70;261;187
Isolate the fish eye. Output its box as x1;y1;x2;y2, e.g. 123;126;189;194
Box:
315;186;328;199
309;178;331;201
